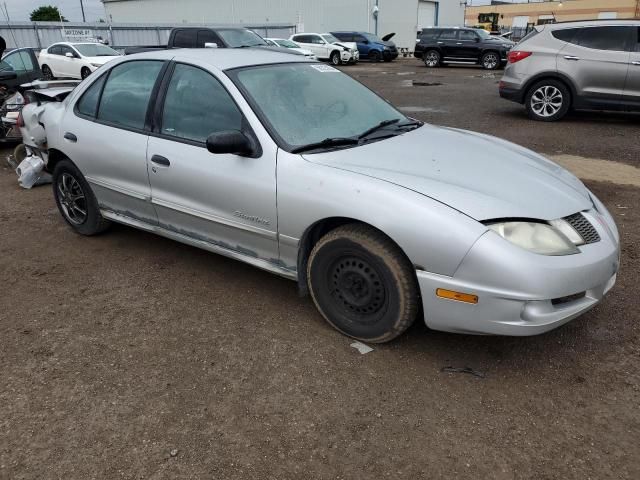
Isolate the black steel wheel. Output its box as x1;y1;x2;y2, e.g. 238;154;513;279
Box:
308;224;419;343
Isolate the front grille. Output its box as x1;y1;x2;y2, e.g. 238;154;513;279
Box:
564;212;600;244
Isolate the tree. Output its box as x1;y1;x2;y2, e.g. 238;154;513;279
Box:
30;5;67;22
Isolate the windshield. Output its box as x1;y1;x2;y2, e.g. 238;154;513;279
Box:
475;29;492;39
321;34;339;44
275;39;299;48
73;43;119;57
218;29;267;47
232;63;408;150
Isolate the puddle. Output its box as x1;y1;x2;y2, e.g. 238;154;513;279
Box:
400;79;443;87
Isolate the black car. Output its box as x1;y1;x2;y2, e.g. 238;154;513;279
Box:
414;27;515;70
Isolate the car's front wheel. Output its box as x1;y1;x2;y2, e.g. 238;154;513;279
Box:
330;51;342;66
481;51;500;70
369;50;381;62
53;159;111;235
81;67;91;80
307;224;419;343
423;50;440;68
525;79;571;122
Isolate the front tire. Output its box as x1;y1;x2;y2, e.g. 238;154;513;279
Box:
525;79;571;122
81;67;91;80
423;49;440;68
41;65;54;80
330;51;341;66
369;50;381;63
481;51;500;70
53;159;111;235
307;224;419;343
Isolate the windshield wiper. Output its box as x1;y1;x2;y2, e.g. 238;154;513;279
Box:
357;119;401;140
291;137;358;154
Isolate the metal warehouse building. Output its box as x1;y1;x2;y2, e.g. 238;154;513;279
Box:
102;0;466;51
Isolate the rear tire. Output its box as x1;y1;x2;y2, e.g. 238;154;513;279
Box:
423;50;440;68
307;224;419;343
481;51;500;70
41;65;54;80
525;79;571;122
52;159;111;235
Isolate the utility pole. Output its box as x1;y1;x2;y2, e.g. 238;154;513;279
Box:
80;0;86;22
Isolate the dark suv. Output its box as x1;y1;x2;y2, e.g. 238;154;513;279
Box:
414;27;515;70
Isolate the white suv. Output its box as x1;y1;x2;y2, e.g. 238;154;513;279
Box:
289;33;359;65
39;42;121;80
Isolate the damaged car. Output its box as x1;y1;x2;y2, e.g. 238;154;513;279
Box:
30;50;619;343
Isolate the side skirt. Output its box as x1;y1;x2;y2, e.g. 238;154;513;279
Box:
100;209;298;281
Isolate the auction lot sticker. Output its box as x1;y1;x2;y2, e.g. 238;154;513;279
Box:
311;64;339;73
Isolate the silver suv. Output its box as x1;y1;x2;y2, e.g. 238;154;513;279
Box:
499;20;640;121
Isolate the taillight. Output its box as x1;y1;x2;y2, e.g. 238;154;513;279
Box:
508;51;532;64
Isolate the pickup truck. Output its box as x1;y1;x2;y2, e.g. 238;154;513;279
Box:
124;27;300;55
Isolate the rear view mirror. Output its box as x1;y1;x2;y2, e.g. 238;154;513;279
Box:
0;70;17;81
206;130;255;157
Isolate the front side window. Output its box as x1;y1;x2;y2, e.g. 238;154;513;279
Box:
575;26;632;52
60;45;75;57
1;50;34;73
97;60;163;130
161;64;242;143
232;63;407;149
310;35;325;45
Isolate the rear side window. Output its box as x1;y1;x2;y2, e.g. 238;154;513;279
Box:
97;61;163;130
160;64;242;143
420;30;440;41
459;31;478;41
552;28;579;43
438;29;457;40
1;50;35;73
575;26;633;51
292;35;308;43
76;74;106;117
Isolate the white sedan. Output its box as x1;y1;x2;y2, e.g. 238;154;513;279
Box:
264;38;316;60
39;42;121;80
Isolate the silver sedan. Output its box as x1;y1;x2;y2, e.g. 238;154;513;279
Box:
37;49;619;342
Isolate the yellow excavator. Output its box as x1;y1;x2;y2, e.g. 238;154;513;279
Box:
475;13;501;35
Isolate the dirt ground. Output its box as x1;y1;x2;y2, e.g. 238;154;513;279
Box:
1;60;639;479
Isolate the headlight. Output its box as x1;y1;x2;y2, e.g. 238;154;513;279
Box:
487;221;579;255
90;63;102;68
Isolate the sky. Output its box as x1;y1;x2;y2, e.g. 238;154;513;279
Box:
4;0;105;22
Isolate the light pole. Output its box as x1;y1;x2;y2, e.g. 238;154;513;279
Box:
80;0;86;22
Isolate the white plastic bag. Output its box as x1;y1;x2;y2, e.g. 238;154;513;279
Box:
16;155;52;189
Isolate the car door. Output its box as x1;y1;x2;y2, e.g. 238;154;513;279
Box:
455;30;482;61
61;59;165;224
0;48;41;86
310;35;331;59
435;29;458;60
557;26;632;105
146;61;279;261
43;45;62;77
58;45;79;78
623;26;640;108
291;35;313;55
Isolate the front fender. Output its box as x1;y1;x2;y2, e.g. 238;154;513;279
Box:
277;151;487;278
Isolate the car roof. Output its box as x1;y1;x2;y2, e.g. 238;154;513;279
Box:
127;48;312;71
543;19;640;30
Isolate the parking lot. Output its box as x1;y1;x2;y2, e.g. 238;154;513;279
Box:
1;60;639;479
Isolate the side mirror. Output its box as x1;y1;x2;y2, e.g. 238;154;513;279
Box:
0;70;17;81
65;52;74;58
206;130;255;157
204;42;218;48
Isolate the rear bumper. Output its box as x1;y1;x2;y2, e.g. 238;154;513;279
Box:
499;83;524;104
416;208;620;336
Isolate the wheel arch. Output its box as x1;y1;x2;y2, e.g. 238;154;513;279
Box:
46;148;71;173
296;216;413;296
522;72;576;106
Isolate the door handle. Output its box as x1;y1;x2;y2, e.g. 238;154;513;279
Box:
564;55;580;61
150;155;170;166
63;132;77;142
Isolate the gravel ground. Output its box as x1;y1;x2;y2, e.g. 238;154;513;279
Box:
1;60;639;479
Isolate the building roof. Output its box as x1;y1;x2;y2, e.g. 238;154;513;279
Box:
129;47;312;70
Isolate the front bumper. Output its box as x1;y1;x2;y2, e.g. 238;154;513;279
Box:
341;50;359;63
416;208;620;336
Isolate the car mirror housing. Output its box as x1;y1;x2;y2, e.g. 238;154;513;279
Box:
65;52;74;58
206;130;255;157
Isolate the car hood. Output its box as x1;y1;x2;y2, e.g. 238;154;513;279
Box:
85;55;120;65
303;125;591;221
333;41;357;50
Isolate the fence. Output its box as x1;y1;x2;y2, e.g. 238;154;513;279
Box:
0;21;297;50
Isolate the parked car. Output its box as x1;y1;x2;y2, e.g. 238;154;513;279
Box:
500;20;640;121
264;38;316;60
331;31;398;62
415;27;515;70
32;49;619;343
124;27;301;56
289;33;359;65
39;42;121;80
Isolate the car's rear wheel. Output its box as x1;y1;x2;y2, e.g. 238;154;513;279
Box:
307;224;419;343
330;51;341;66
481;51;500;70
369;50;381;62
423;50;440;68
53;159;111;235
525;79;571;122
41;65;54;80
81;67;91;80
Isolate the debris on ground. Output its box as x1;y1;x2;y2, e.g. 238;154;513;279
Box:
16;155;52;189
350;341;374;355
441;366;486;378
170;449;179;457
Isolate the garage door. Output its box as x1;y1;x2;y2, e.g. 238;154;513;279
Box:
417;1;437;29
